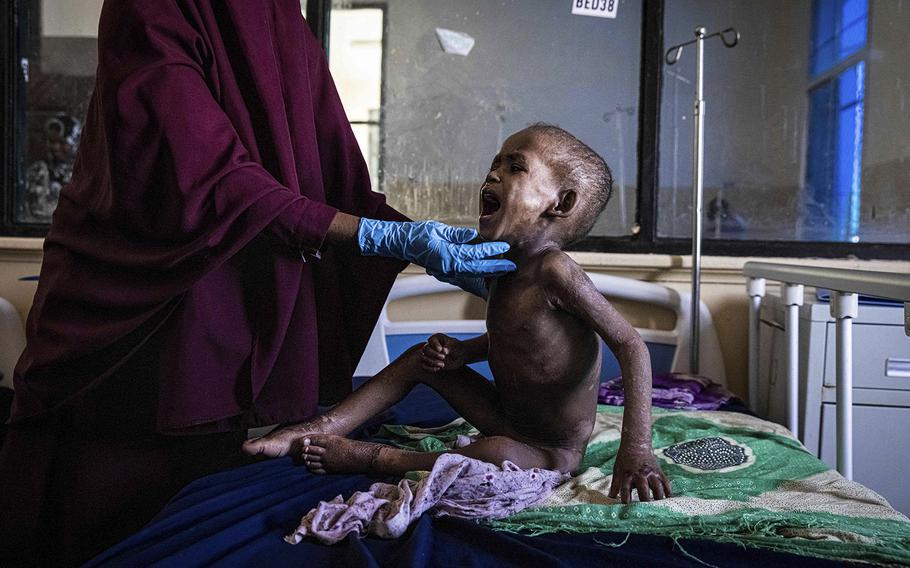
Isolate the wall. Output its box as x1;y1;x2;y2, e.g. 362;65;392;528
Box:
0;241;44;323
39;0;102;76
41;0;103;37
861;0;910;227
0;243;42;389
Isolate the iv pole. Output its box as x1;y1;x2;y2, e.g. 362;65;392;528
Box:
665;26;738;375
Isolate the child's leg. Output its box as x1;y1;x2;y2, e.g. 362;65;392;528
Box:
298;347;583;475
244;344;512;458
300;434;577;476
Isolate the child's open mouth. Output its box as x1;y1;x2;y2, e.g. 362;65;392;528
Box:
480;188;501;218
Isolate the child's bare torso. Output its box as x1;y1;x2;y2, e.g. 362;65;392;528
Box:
486;250;600;453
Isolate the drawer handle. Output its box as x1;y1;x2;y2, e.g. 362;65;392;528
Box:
886;358;910;378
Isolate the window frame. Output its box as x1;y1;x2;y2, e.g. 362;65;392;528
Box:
325;2;388;193
1;0;45;237
1;0;907;259
804;0;870;244
583;0;904;260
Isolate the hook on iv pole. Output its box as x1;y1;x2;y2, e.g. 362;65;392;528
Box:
665;27;739;65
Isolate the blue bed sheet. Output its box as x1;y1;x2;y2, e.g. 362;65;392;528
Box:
88;382;855;568
88;456;861;568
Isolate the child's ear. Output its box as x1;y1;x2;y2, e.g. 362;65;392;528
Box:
547;190;578;218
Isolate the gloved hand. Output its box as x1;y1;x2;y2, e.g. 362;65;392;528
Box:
358;219;515;278
426;268;490;299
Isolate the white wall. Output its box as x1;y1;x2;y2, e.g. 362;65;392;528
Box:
41;0;103;37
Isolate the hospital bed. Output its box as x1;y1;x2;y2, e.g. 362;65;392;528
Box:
353;273;727;386
0;297;24;438
87;270;910;567
0;296;24;392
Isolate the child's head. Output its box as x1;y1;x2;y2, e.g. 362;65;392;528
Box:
478;123;613;248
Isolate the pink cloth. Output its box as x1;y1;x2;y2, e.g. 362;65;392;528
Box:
286;454;568;545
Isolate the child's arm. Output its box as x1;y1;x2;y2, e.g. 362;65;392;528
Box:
541;252;671;504
421;333;489;372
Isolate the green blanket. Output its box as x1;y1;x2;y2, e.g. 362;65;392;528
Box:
383;407;910;565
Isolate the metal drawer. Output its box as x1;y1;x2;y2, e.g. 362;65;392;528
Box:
819;403;910;514
823;322;910;390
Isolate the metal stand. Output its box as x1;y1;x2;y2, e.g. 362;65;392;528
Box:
746;277;765;413
784;283;805;438
665;27;738;375
832;292;858;480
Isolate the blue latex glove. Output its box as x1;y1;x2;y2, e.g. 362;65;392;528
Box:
358;219;515;278
426;268;490;299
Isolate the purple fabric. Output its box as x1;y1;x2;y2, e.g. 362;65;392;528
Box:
286;454;567;545
10;0;407;431
599;373;733;411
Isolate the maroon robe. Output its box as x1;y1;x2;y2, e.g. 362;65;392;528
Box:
0;0;406;563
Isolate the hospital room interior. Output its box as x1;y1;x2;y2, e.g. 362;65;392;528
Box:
1;0;909;566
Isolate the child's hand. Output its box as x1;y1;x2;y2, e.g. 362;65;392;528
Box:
609;443;672;504
420;333;466;372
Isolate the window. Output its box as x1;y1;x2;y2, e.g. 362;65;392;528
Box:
328;7;384;193
804;0;867;242
810;0;866;76
655;0;907;254
4;0;909;258
322;0;642;238
658;1;816;243
804;61;865;242
1;0;101;234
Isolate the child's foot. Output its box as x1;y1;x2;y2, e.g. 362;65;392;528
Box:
299;435;385;475
242;415;346;458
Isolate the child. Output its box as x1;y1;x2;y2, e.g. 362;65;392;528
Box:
245;124;671;504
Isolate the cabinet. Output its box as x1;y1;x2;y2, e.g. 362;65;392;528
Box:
754;295;910;514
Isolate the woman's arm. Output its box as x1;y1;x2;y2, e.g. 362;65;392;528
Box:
93;1;339;269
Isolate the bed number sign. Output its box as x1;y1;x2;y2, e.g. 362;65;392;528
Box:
571;0;619;19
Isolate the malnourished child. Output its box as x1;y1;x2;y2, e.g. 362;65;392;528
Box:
245;124;671;504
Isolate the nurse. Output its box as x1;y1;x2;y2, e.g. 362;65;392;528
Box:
0;1;512;565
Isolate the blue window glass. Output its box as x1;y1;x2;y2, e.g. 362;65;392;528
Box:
811;0;838;75
836;62;864;241
805;0;867;242
811;0;868;76
839;0;868;60
805;82;837;239
805;61;866;242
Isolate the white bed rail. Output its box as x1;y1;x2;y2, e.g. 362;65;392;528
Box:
356;273;727;385
744;261;910;480
0;297;25;391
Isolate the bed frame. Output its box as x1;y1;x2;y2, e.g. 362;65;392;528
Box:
354;273;727;386
0;297;24;391
744;262;910;480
